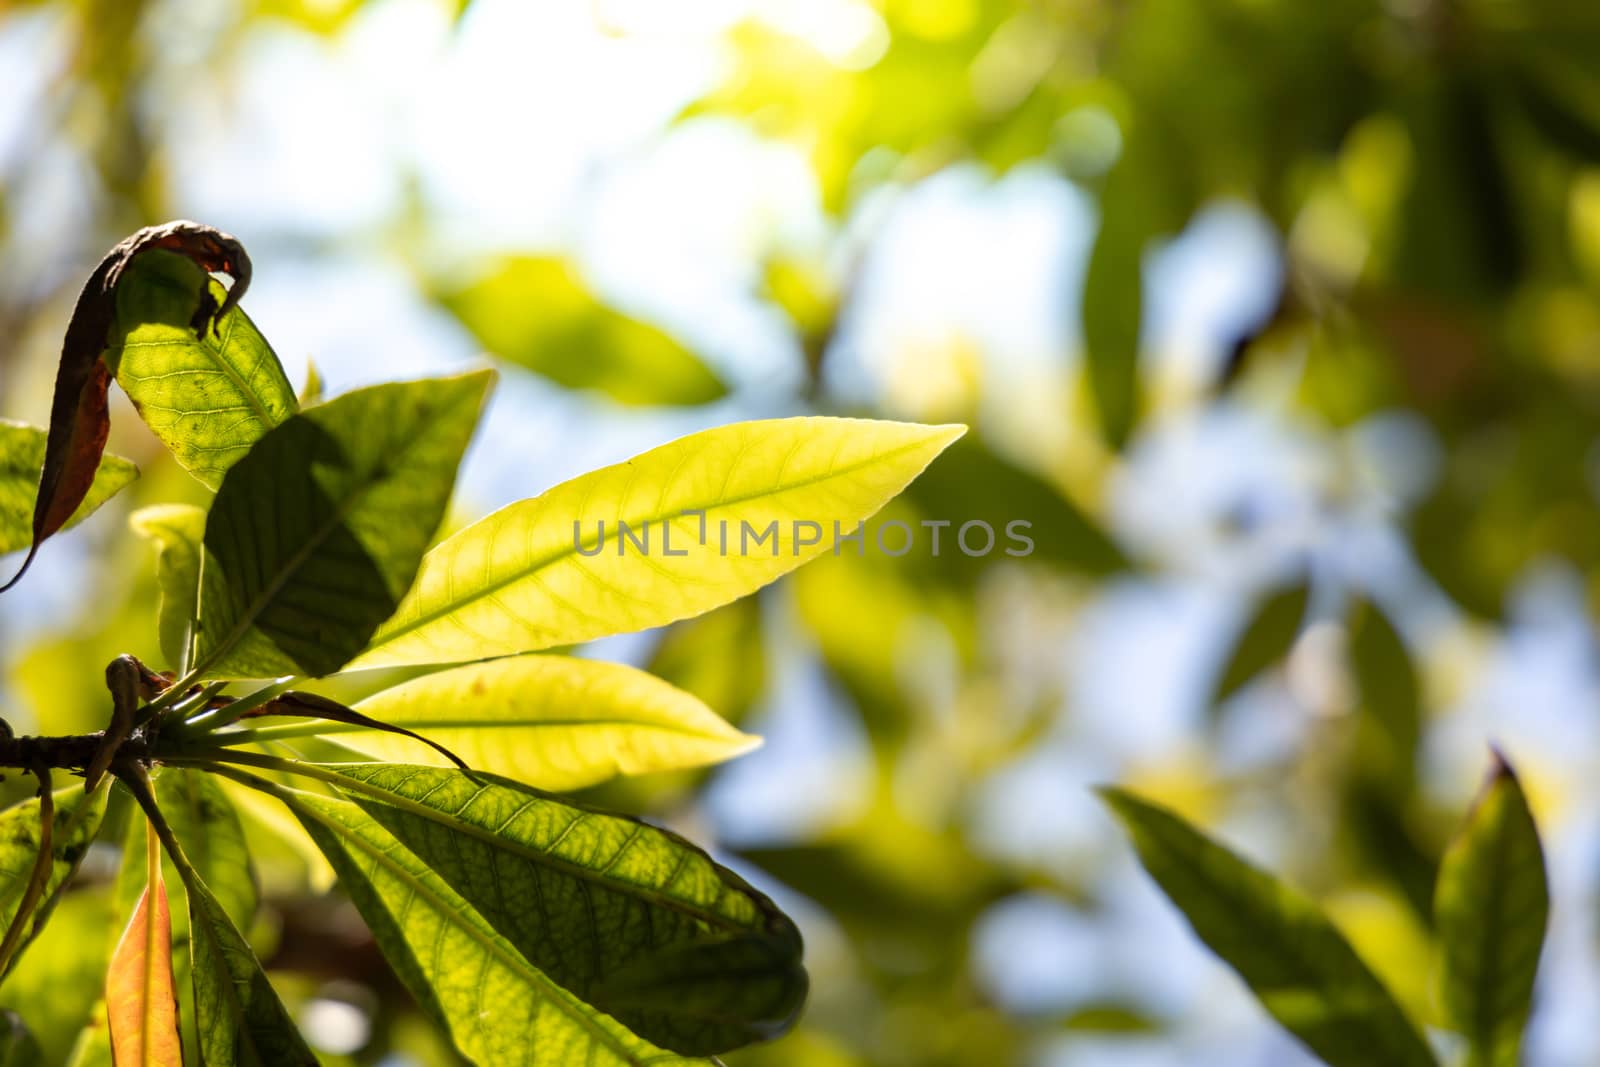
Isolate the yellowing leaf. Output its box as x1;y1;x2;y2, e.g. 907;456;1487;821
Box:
105;826;181;1067
129;506;206;670
353;417;965;669
241;654;760;790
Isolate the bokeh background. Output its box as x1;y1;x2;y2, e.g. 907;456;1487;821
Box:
2;0;1600;1064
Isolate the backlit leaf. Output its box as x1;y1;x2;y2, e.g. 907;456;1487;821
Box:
246;655;760;790
439;257;726;407
194;371;492;679
2;222;248;592
0;785;109;972
1435;754;1549;1067
353;417;964;669
1101;788;1437;1067
0;422;137;556
108;249;295;489
315;762;805;1055
276;785;709;1067
129;506;206;670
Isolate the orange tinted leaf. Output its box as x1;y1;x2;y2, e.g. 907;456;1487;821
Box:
105;826;182;1067
0;221;249;592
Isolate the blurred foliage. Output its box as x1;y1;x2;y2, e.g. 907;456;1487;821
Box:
1;0;1599;1063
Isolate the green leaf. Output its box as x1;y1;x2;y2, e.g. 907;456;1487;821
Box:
0;421;137;556
353;416;965;669
0;1010;42;1067
276;786;710;1067
900;434;1125;577
0;785;109;972
130;505;206;670
1348;598;1421;794
1101;788;1437;1067
153;769;258;933
438;257;726;407
1210;581;1310;708
248;655;759;790
108;249;297;489
184;870;317;1067
322;762;804;1055
1434;754;1549;1067
194;370;493;679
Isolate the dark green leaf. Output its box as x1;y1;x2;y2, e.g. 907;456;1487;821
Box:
1435;753;1549;1067
900;434;1125;576
1101;788;1437;1067
194;370;492;679
1211;582;1310;708
279;786;709;1066
327;762;805;1055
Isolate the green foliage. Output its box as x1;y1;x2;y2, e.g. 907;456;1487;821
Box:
1101;788;1438;1067
1210;581;1310;708
108;250;296;489
439;257;727;406
1107;749;1556;1067
194;371;491;678
0;225;966;1064
1435;757;1549;1067
0;424;136;556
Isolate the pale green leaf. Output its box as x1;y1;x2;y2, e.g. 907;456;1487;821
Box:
1101;788;1437;1067
243;654;759;790
194;370;493;679
1435;754;1549;1067
130;505;206;670
0;421;137;556
320;762;804;1055
353;417;965;669
276;785;709;1067
439;257;726;407
108;249;297;489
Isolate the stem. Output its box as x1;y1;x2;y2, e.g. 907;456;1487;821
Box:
181;679;294;736
0;733;153;771
0;765;52;975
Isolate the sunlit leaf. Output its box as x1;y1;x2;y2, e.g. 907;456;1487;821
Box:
0;785;109;972
0;889;115;1065
1435;753;1549;1067
276;786;710;1066
314;762;805;1054
1101;788;1437;1067
251;654;757;789
1210;581;1310;708
194;371;493;679
0;421;137;557
108;249;295;489
129;505;206;670
353;417;964;669
105;827;182;1067
439;257;726;406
